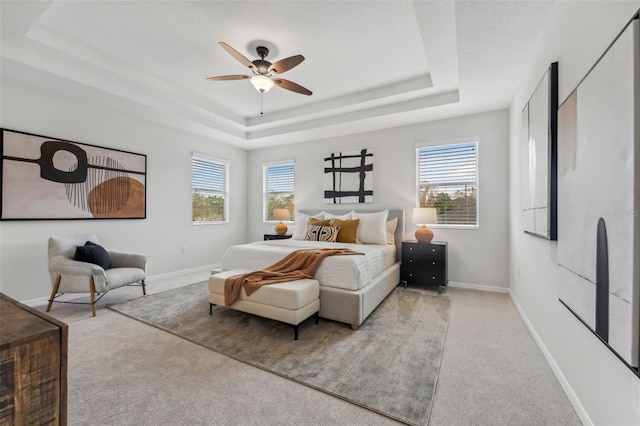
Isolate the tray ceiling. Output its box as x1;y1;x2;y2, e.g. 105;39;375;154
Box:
0;1;555;149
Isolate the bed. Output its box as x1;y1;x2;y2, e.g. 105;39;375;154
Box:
221;209;405;329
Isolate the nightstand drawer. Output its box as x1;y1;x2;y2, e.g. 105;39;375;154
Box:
403;256;444;269
401;268;445;285
403;244;445;257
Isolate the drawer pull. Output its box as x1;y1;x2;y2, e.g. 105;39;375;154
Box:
409;247;413;251
409;273;413;277
432;249;436;252
432;261;436;265
409;259;413;263
432;276;436;280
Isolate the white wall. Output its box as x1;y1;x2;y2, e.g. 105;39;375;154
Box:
248;109;510;289
0;78;248;302
509;2;640;424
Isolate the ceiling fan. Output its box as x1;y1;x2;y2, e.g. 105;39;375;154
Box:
207;42;312;96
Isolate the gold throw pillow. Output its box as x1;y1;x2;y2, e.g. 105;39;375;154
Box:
309;218;331;226
330;219;360;243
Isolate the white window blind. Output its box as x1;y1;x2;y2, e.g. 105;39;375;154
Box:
417;141;478;226
192;154;228;223
263;162;295;221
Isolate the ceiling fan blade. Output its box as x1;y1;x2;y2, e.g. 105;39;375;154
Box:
218;42;257;72
268;55;305;74
206;75;251;81
273;78;312;96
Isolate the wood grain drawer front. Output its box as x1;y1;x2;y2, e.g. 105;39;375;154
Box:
2;333;61;425
0;355;16;422
0;294;67;426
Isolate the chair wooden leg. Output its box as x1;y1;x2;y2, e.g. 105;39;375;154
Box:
46;276;61;312
89;276;97;317
141;279;146;296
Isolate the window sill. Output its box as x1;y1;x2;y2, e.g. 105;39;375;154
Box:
427;224;479;230
192;221;228;225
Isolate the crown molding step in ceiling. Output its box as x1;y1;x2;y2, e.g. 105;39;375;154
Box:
0;1;555;149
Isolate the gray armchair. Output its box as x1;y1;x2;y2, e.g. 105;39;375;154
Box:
47;234;150;316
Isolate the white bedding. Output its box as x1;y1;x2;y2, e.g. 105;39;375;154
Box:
221;239;396;291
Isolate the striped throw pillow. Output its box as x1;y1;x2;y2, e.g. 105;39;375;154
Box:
304;225;340;242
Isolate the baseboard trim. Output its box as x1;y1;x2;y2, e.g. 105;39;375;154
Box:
22;296;54;307
509;291;592;426
447;281;509;293
145;263;221;283
22;263;222;307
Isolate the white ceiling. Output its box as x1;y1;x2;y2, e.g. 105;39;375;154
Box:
0;1;555;150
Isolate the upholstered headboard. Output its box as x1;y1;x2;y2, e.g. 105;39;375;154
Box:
299;209;405;261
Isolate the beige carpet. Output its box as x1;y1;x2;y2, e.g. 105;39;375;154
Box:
110;282;451;426
34;274;582;426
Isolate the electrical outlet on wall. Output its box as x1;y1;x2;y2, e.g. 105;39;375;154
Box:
182;246;188;254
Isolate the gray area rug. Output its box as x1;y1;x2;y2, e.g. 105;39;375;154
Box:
110;282;451;425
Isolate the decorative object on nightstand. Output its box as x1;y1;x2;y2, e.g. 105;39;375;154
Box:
401;240;448;293
412;207;437;243
273;208;290;235
264;233;292;241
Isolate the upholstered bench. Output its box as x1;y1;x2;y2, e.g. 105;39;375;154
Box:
208;269;320;340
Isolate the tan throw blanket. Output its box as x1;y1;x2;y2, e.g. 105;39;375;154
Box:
224;248;364;306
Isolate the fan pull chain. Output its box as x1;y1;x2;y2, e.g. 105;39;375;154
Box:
260;93;264;116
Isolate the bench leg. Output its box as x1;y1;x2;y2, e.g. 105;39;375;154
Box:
209;303;215;315
351;324;359;330
293;312;319;340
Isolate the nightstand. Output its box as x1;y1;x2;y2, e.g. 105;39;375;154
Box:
264;234;292;241
401;241;448;293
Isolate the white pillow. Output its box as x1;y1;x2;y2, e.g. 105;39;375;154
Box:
324;211;353;220
292;211;325;240
386;217;398;245
352;210;389;244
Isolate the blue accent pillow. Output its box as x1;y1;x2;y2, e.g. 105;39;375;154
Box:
74;241;111;270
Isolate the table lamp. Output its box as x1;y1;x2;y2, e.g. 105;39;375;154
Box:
412;207;437;243
273;209;290;235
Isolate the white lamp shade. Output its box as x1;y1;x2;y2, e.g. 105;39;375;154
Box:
251;74;275;93
273;208;290;221
412;207;437;225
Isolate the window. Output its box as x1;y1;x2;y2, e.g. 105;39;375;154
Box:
192;154;229;223
263;161;295;221
416;141;478;227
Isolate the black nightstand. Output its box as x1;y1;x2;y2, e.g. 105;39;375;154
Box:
401;241;448;293
264;234;292;241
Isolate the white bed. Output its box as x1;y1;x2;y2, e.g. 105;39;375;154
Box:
223;239;396;291
221;209;405;329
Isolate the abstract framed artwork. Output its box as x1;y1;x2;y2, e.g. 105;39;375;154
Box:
1;129;146;220
522;62;558;240
557;16;639;375
323;148;373;204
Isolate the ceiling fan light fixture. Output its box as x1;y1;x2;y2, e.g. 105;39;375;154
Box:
211;42;311;96
250;74;274;93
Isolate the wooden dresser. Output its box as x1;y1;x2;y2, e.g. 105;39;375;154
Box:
0;293;68;425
